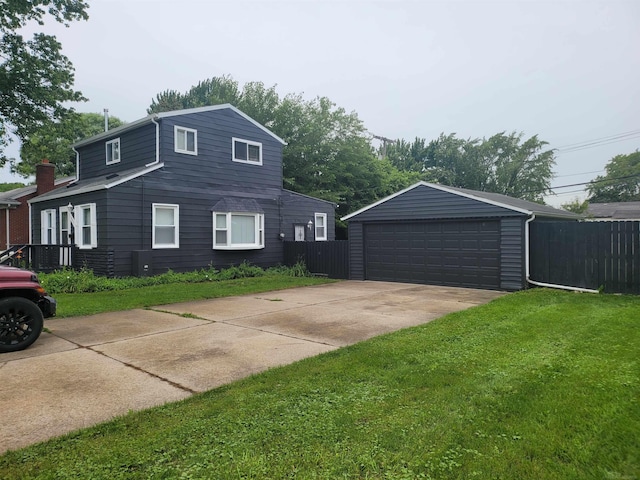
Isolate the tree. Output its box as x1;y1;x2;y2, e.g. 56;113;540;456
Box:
587;151;640;202
561;198;590;214
0;0;89;164
384;132;555;203
15;112;125;178
0;182;26;192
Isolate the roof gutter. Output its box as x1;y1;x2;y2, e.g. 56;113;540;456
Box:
146;116;160;167
525;214;599;294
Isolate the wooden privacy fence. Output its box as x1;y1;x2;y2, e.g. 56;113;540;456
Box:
283;241;349;279
530;221;640;294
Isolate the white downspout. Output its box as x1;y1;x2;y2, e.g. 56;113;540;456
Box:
71;147;80;184
525;214;599;294
145;116;160;167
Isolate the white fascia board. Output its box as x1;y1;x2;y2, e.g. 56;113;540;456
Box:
72;115;156;148
341;182;427;221
73;105;286;149
28;163;164;204
157;104;287;145
341;181;536;222
422;182;532;215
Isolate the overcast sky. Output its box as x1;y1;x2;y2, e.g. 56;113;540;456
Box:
5;0;639;206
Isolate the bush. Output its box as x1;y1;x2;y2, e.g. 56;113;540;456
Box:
39;262;309;294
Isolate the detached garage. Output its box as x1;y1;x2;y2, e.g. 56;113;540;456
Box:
342;182;579;291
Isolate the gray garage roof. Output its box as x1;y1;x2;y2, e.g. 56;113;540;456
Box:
586;201;640;220
342;181;581;221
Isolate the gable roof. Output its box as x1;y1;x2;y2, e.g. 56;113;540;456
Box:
0;177;74;207
342;181;581;221
587;201;640;219
28;164;164;204
72;104;286;148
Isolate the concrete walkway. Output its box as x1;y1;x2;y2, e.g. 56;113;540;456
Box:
0;281;504;453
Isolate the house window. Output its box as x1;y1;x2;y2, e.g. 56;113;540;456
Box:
153;204;179;248
175;126;197;155
40;209;57;245
232;138;262;165
59;209;71;245
213;212;264;250
314;213;327;241
106;138;120;164
76;203;97;249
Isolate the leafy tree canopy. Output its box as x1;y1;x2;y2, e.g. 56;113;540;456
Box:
587;151;640;203
561;198;590;214
15;112;125;178
149;76;419;225
0;0;88;164
0;182;26;192
384;132;555;203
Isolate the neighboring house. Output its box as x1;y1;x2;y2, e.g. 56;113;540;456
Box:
586;202;640;221
0;161;72;250
29;104;335;277
342;181;580;291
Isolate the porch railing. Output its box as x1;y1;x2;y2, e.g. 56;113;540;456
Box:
0;244;75;273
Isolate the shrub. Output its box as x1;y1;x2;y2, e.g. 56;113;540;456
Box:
38;262;309;294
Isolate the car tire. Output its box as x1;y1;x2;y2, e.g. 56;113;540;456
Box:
0;297;44;353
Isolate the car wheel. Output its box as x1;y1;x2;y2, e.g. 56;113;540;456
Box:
0;297;44;353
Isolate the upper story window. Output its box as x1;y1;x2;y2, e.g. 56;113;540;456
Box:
175;126;197;155
153;204;179;248
213;212;264;250
76;203;97;249
232;138;262;165
314;213;327;241
106;138;121;164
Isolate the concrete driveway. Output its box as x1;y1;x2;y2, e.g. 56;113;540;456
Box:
0;281;504;453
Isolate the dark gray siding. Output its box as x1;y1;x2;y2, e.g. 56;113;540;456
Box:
351;184;523;221
348;222;365;280
158;109;283;191
500;217;525;290
79;123;156;180
279;190;335;241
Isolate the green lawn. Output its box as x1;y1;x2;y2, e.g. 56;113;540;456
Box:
53;275;334;317
2;288;638;479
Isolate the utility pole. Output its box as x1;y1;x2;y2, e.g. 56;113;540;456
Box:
371;134;395;158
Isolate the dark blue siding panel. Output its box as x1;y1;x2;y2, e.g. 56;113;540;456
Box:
348;222;365;280
351;184;524;221
500;217;525;290
79;123;156;179
159;109;282;191
279;190;335;241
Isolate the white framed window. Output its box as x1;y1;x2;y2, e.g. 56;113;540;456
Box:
174;126;197;155
106;138;121;164
314;213;327;241
213;212;264;250
59;208;71;245
232;138;262;165
76;203;97;249
153;204;179;248
40;209;57;245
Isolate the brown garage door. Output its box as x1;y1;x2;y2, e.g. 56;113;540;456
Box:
364;220;500;289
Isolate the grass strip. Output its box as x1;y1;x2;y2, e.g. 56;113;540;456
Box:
1;288;638;479
52;275;334;317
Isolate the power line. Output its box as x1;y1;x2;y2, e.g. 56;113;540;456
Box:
549;173;639;191
554;169;604;178
554;129;640;152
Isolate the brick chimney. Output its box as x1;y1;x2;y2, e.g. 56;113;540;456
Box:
36;159;56;195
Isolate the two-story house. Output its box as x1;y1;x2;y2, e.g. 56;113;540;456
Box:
29;104;335;277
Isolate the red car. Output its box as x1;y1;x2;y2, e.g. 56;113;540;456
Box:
0;266;56;353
